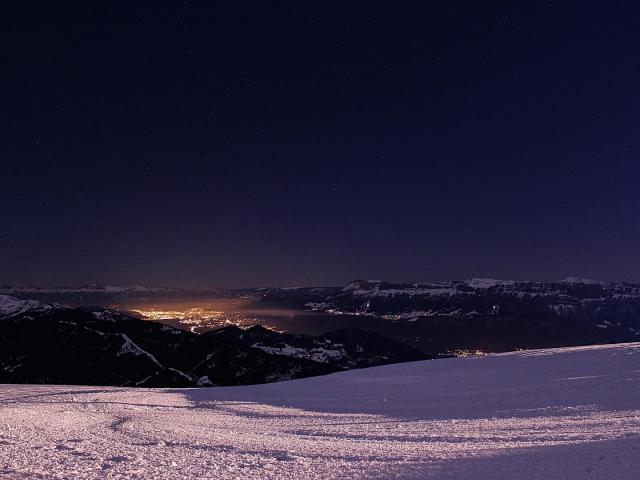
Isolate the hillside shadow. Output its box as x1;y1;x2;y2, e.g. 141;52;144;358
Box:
416;437;640;479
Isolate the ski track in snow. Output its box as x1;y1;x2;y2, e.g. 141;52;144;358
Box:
1;343;639;479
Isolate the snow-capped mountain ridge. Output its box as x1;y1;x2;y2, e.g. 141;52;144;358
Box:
5;278;640;308
338;278;640;299
325;278;640;310
0;294;62;319
1;284;167;293
257;279;640;352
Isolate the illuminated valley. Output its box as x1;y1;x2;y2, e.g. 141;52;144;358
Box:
123;298;370;337
129;304;270;333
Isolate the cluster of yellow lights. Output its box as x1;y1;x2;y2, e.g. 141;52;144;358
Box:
131;307;224;322
130;306;267;332
448;349;487;357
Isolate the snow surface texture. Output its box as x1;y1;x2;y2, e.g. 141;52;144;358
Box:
1;343;639;479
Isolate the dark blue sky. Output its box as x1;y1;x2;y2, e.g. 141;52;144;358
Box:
2;1;640;287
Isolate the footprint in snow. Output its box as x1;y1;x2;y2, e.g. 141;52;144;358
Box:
106;455;129;463
101;456;130;470
273;452;296;462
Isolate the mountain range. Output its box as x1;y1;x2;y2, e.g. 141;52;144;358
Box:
256;278;640;352
3;277;640;356
0;295;427;388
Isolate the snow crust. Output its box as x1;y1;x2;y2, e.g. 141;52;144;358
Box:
1;342;639;479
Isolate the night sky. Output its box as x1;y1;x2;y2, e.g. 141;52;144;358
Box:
2;2;640;288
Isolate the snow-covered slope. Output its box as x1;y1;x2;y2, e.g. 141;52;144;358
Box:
1;342;639;479
0;294;55;319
